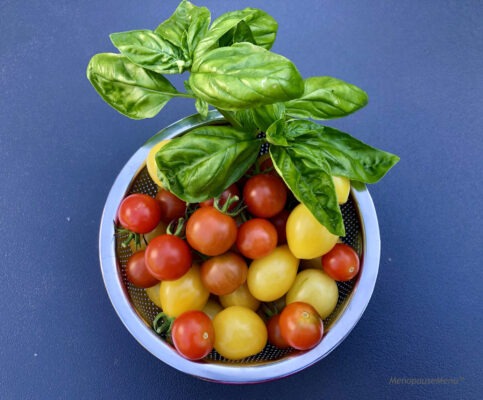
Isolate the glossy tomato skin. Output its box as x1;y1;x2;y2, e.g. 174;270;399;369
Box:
200;252;248;296
267;314;290;349
145;234;192;281
200;183;240;212
286;269;339;319
186;206;237;256
279;302;324;351
155;189;186;224
126;250;159;288
212;306;267;360
243;174;287;218
322;243;360;281
247;245;299;302
286;203;339;259
159;264;210;317
171;310;215;360
118;193;162;234
236;218;278;259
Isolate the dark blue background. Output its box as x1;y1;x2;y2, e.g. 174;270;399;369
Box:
1;1;482;398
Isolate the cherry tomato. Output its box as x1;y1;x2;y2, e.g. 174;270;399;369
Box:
200;183;240;212
145;234;192;281
202;298;223;320
279;302;324;350
171;310;215;360
269;209;290;245
213;306;267;360
286;203;339;259
159;264;210;317
125;250;159;288
218;283;260;311
332;176;351;204
118;193;162;234
186;207;237;256
247;245;299;302
200;252;248;296
155;189;186;224
243;174;287;218
236;218;278;259
321;243;360;281
286;269;339;319
267;314;290;349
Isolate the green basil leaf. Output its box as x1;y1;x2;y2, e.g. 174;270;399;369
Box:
86;53;178;119
193;8;277;61
233;103;285;133
195;97;209;118
189;43;304;111
270;144;345;236
218;20;256;47
110;30;189;74
284;120;400;183
155;126;261;202
266;118;289;146
285;76;368;120
155;0;210;59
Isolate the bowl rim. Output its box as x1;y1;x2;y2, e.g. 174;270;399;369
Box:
98;110;381;383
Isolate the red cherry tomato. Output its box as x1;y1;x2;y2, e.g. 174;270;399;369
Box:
267;314;290;349
321;243;360;281
171;310;215;360
118;193;161;234
145;234;192;280
200;252;248;296
279;302;324;350
243;174;287;218
125;250;159;288
236;218;278;259
186;207;237;256
200;183;240;212
269;209;290;245
155;189;186;224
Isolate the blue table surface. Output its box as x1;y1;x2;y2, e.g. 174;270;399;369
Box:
1;1;482;399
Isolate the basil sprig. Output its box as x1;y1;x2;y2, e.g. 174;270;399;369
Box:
87;0;399;235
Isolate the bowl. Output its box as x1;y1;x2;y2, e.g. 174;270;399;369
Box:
99;110;381;383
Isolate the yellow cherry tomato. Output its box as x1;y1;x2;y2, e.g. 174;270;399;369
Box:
286;269;339;319
219;283;260;311
145;282;162;308
247;245;299;302
159;264;209;317
212;306;267;360
286;203;339;259
202;298;223;320
332;176;350;204
146;139;170;188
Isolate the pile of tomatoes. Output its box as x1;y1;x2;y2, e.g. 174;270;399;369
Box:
117;157;360;361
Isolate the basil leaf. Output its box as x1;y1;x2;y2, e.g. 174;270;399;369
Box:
195;97;209;118
86;53;178;119
193;8;277;61
270;145;345;236
155;0;210;59
219;20;256;47
266;118;289;146
189;43;304;111
110;30;189;74
284;120;400;183
155;126;261;202
234;103;285;132
285;76;368;120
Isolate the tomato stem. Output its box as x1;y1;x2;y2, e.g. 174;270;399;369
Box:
153;312;175;336
214;194;245;217
166;217;186;238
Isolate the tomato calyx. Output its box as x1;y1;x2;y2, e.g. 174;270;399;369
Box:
213;194;244;217
115;224;146;250
166;217;186;238
153;312;175;337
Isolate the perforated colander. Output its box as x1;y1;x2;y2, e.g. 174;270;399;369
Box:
99;111;380;383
